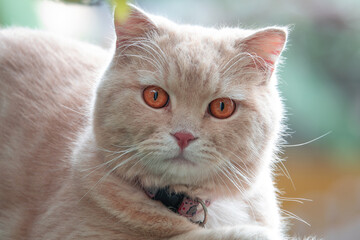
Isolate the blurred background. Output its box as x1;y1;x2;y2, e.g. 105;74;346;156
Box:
1;0;359;238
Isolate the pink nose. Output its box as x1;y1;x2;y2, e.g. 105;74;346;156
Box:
172;132;196;150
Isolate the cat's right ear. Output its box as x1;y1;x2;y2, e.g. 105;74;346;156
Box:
114;4;158;48
239;27;288;78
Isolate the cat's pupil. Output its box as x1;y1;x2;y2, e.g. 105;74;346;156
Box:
153;91;158;101
220;102;225;111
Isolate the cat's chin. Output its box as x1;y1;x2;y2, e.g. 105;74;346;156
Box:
166;157;197;166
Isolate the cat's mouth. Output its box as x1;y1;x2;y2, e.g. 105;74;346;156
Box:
166;154;196;166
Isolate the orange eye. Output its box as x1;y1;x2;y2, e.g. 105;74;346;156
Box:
209;98;235;119
143;86;169;108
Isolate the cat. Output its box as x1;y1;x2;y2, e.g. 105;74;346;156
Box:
0;4;292;240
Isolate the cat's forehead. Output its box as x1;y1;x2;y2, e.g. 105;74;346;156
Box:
147;25;252;103
156;24;247;58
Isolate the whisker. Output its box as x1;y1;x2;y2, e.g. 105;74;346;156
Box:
214;167;233;196
221;52;248;73
136;41;167;65
222;52;267;78
281;131;332;148
218;163;246;196
215;146;256;178
115;38;166;74
117;37;167;65
205;150;252;189
225;161;252;185
97;146;134;155
126;151;153;174
281;209;311;226
278;196;312;204
117;54;162;73
221;165;245;193
81;147;137;175
78;152;142;202
222;54;250;77
218;163;257;220
207;151;257;220
111;143;138;148
276;159;296;190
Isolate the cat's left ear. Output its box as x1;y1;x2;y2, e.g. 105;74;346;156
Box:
114;4;158;48
241;27;288;78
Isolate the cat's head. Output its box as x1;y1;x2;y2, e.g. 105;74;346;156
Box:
93;5;287;197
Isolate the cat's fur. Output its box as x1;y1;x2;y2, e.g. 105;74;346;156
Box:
0;5;290;240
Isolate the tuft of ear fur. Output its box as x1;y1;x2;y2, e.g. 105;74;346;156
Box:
114;4;158;48
241;27;287;76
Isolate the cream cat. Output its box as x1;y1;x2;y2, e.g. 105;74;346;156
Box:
0;5;291;240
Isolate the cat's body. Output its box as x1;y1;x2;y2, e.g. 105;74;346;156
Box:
0;6;289;240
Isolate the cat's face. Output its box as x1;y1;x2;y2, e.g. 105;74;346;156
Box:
93;6;286;196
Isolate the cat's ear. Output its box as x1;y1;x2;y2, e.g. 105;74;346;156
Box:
114;4;158;48
241;27;287;77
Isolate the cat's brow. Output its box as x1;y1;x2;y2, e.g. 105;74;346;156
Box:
137;74;162;86
214;89;246;101
223;91;246;101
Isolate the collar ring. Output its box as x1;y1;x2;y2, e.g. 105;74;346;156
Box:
191;198;208;227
